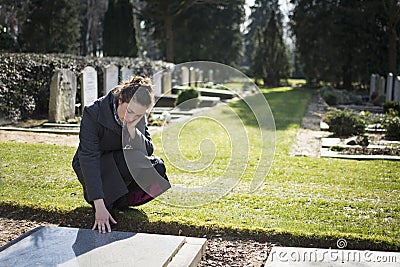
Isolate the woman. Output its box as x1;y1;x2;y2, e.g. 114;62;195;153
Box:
72;76;170;234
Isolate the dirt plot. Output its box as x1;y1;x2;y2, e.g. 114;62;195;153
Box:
0;130;79;147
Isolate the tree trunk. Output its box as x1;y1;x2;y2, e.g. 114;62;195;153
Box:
164;13;174;62
388;27;397;75
342;53;353;90
263;77;268;87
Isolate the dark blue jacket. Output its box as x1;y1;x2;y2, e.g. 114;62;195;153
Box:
72;91;154;206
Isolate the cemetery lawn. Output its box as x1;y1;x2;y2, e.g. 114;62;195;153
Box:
0;87;399;250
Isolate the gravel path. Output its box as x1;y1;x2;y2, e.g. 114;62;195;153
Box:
289;93;330;157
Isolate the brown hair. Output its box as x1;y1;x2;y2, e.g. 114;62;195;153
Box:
112;76;154;107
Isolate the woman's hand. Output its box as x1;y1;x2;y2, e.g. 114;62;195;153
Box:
92;199;117;233
126;115;144;140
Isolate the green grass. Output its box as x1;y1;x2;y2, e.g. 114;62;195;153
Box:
1;87;399;250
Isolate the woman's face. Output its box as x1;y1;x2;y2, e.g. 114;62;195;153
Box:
117;99;147;124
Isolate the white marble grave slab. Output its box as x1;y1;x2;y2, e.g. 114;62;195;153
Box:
0;226;205;267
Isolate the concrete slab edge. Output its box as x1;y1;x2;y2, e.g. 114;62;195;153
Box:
320;148;400;160
167;237;207;267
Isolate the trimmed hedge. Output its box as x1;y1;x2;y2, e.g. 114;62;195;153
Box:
0;53;172;121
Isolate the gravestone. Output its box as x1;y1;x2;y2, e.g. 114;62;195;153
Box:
120;66;133;83
181;66;189;86
386;73;394;101
153;71;163;96
394;76;400;104
208;69;214;83
0;226;206;267
162;72;172;93
378;76;385;97
369;74;376;99
49;69;77;122
103;64;119;95
195;69;203;87
189;67;196;87
81;66;98;107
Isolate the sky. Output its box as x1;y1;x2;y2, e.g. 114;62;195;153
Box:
245;0;292;19
244;0;293;26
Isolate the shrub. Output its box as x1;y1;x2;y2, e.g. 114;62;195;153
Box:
382;109;400;140
383;101;400;114
320;86;339;105
320;86;363;106
175;88;200;110
325;108;366;137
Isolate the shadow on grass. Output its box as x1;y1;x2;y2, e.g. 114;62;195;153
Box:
1;201;398;251
228;87;315;131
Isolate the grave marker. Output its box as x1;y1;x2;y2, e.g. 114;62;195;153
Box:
0;226;206;267
394;76;400;104
378;76;385;97
153;71;162;96
120;66;133;82
103;64;119;94
208;69;214;82
162;72;172;93
189;67;195;87
386;73;394;101
195;68;203;87
181;66;189;86
370;73;376;99
81;66;98;107
48;69;77;122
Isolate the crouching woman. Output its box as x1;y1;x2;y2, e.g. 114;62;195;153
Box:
72;76;170;233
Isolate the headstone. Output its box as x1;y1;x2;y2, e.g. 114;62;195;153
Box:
189;67;196;87
394;76;400;104
49;69;77;122
369;73;376;99
81;66;98;107
386;73;394;101
208;69;214;82
120;66;133;83
162;72;172;93
181;66;189;86
378;76;385;97
0;226;206;267
153;71;162;96
196;69;203;87
103;64;119;94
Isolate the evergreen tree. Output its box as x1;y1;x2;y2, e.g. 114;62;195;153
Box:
0;25;19;52
103;0;138;57
172;1;245;65
290;0;388;88
139;0;238;63
79;0;108;56
248;0;290;86
19;0;80;54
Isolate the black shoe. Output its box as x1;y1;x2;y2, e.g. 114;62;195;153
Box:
112;195;130;211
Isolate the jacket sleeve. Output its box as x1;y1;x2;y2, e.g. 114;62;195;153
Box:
77;106;104;202
127;116;154;156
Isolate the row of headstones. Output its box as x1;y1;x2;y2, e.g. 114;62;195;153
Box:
49;64;171;122
48;64;217;122
370;73;400;103
180;66;214;87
